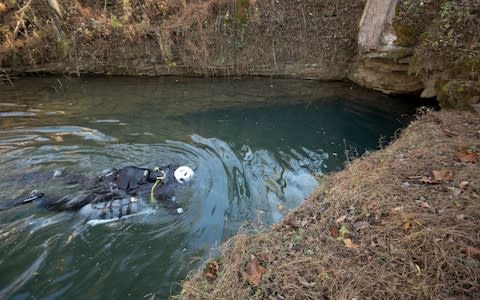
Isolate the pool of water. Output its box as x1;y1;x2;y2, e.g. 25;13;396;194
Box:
0;76;422;299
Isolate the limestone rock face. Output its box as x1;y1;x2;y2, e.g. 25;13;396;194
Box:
349;58;423;95
350;0;423;94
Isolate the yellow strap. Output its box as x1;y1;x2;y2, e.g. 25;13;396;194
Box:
150;170;165;206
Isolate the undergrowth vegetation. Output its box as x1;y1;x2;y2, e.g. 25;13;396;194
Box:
394;0;480;108
0;0;363;76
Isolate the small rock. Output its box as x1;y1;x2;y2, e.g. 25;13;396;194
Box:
398;56;411;64
353;221;370;231
402;182;410;189
53;170;62;177
447;186;462;197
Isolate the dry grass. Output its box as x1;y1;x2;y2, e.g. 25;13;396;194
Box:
179;109;480;299
0;0;363;76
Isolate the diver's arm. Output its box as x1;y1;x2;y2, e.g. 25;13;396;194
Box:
163;204;184;215
160;193;184;215
0;190;44;212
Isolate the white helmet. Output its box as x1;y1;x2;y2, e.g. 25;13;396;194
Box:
174;166;194;184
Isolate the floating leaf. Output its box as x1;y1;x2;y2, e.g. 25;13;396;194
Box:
245;255;266;287
457;149;478;163
432;169;453;182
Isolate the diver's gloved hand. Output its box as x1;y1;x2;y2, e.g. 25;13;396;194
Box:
25;190;44;203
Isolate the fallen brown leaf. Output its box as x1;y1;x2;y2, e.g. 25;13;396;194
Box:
432;169;453;182
329;225;340;238
402;222;411;231
419;202;431;208
457;149;478;163
335;215;347;223
443;128;458;136
343;238;358;249
419;176;435;184
205;260;219;281
245;255;266;287
466;246;480;259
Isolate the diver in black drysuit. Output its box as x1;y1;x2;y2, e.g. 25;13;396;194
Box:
0;165;194;220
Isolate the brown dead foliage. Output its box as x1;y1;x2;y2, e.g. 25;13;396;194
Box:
205;260;219;282
457;149;479;164
243;255;267;287
180;109;480;299
0;0;363;76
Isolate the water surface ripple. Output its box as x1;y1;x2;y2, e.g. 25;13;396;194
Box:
0;77;421;299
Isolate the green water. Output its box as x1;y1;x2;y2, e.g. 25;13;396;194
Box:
0;77;423;299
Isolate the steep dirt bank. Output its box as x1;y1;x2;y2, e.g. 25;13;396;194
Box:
1;0;478;107
179;109;479;299
0;0;362;79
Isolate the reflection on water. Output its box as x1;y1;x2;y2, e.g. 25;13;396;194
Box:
0;77;422;299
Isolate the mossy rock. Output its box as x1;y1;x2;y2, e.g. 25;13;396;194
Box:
393;23;418;47
235;0;249;23
448;56;480;80
385;47;414;63
437;80;480;109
